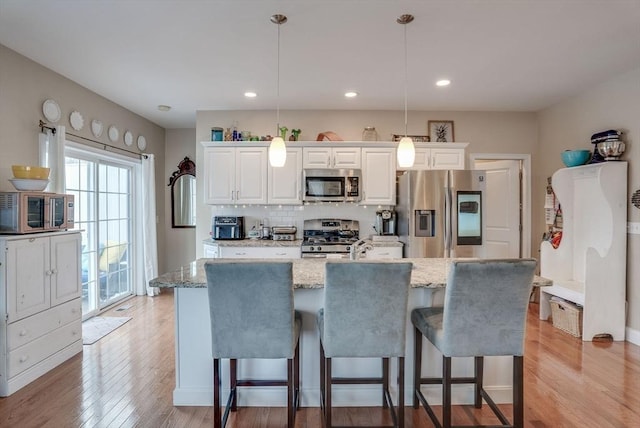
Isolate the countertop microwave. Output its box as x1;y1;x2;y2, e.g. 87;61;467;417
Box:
303;168;361;203
0;192;75;234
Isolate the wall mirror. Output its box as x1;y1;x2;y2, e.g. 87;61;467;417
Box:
169;157;196;228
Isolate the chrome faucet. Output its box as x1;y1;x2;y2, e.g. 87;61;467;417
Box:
349;239;373;260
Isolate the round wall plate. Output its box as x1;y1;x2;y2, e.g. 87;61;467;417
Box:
137;135;147;151
91;119;103;137
42;99;61;123
108;125;119;142
124;130;133;146
70;111;84;131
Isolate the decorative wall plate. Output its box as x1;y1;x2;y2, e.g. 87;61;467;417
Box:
137;135;147;151
42;99;61;123
70;111;84;131
91;119;103;138
124;130;133;146
108;125;119;142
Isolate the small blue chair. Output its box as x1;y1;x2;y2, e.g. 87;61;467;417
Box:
318;261;413;428
204;261;301;428
411;258;537;428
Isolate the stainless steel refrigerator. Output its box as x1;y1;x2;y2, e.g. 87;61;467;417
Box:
397;170;486;258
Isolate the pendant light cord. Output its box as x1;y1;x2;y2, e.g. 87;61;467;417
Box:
276;21;281;134
403;22;408;136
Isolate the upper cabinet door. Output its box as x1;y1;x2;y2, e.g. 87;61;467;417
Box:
303;147;361;169
332;147;361;168
430;148;465;170
303;147;331;168
361;148;396;205
204;147;236;204
268;147;303;205
235;147;268;204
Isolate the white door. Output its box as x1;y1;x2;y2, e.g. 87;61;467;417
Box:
361;148;396;205
50;233;82;306
204;147;235;204
268;147;302;205
474;159;521;258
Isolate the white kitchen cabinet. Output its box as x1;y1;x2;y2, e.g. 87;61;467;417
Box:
303;147;361;169
268;147;303;205
218;246;301;259
361;147;396;205
539;162;627;341
0;231;82;396
203;241;219;258
204;146;267;204
397;143;467;170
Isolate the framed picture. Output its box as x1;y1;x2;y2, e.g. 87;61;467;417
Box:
392;134;430;142
428;120;455;142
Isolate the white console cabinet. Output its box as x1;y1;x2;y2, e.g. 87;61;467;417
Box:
0;231;82;395
539;162;627;341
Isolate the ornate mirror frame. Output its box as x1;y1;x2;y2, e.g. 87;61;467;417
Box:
168;156;196;228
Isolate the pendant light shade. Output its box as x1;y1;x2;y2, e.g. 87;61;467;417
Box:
269;14;287;167
269;136;287;167
397;136;415;167
397;14;415;168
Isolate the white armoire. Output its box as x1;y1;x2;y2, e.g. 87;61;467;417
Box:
539;162;627;341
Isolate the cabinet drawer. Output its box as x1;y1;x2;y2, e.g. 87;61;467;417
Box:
8;319;82;378
219;246;301;259
7;298;81;351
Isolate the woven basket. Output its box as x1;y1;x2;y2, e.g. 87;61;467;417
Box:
550;299;583;337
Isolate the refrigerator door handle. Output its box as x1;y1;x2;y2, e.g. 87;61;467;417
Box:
444;186;452;257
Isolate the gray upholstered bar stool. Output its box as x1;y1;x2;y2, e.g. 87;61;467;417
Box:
318;261;413;428
411;258;537;428
204;260;301;428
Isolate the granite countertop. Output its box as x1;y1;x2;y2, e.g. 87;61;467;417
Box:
203;238;403;248
151;258;552;290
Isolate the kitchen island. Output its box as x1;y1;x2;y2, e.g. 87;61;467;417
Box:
151;258;550;407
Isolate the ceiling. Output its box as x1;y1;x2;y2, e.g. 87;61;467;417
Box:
1;0;639;129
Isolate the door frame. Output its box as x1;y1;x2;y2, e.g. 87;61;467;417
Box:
469;153;531;258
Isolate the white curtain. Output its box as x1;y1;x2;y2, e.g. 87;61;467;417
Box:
140;154;160;296
38;125;66;192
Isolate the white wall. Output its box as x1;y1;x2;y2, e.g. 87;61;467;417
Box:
195;109;539;258
538;67;640;334
165;129;197;271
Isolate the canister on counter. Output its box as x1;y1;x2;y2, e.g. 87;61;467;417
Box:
211;127;223;141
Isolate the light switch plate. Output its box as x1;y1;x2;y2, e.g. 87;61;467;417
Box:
628;222;640;234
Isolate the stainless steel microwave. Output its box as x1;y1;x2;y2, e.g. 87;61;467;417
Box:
0;192;75;234
303;168;361;203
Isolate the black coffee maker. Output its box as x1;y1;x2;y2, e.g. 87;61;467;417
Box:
375;210;397;235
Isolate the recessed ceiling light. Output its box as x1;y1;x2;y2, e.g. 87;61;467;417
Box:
157;104;171;112
244;91;257;98
436;79;451;87
345;91;358;98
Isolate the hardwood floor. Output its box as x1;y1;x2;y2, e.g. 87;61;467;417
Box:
1;289;638;427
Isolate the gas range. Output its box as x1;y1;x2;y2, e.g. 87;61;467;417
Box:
301;219;359;258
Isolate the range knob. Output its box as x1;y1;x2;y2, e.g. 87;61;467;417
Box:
317;246;322;251
346;245;351;251
310;246;315;251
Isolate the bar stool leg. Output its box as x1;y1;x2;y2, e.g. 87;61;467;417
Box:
413;327;422;409
383;357;390;408
325;356;332;428
294;341;300;409
230;359;238;411
398;356;405;428
213;358;221;428
474;356;483;408
443;356;452;428
287;358;294;428
514;356;524;428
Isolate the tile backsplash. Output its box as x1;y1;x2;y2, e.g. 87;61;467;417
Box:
208;203;393;238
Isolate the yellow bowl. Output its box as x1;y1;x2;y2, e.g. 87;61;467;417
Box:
12;165;50;179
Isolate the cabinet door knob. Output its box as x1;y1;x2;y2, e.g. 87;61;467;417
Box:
19;330;27;336
19;355;29;363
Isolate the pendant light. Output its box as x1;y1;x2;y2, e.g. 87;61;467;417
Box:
269;14;287;167
397;14;415;168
